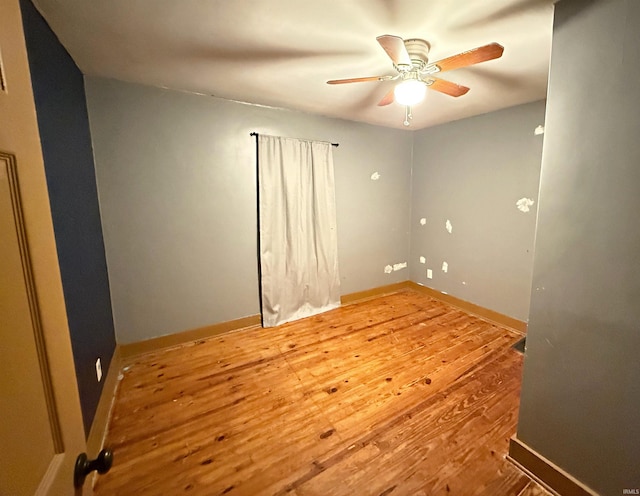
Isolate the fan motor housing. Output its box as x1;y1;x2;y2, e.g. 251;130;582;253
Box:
404;38;430;70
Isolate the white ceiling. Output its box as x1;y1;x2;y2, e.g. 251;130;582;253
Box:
33;0;555;130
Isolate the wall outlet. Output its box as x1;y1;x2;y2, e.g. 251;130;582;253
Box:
95;358;103;382
427;269;433;279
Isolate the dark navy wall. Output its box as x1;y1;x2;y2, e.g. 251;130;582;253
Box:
20;0;116;435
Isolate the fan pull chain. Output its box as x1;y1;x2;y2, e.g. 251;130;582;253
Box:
404;106;413;127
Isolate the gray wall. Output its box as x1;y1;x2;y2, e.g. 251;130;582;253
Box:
85;77;412;344
410;101;546;321
517;1;640;494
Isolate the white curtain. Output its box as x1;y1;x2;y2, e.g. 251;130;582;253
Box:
258;135;340;327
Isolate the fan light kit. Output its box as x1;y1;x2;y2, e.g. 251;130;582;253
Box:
327;35;504;127
394;79;427;106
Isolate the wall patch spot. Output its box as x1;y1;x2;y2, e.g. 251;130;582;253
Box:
462;281;466;285
420;218;427;226
384;265;393;274
393;262;407;271
370;172;381;181
516;197;535;213
441;261;448;273
445;219;453;234
419;256;426;264
534;125;545;135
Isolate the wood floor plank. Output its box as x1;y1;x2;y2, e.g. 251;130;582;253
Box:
95;289;534;495
287;346;524;495
518;480;554;496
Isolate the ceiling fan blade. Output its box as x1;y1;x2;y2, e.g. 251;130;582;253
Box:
377;88;396;106
427;43;504;73
327;75;393;85
426;77;470;97
376;35;412;68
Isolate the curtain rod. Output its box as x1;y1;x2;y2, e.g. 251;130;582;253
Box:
250;132;339;147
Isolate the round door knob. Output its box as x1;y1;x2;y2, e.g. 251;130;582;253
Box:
74;448;113;488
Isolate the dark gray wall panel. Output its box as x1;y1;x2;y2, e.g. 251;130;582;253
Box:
517;1;640;494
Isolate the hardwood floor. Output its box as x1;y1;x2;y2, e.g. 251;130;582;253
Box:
518;481;553;496
95;289;547;495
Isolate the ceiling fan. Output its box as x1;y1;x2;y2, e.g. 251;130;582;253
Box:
327;35;504;126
